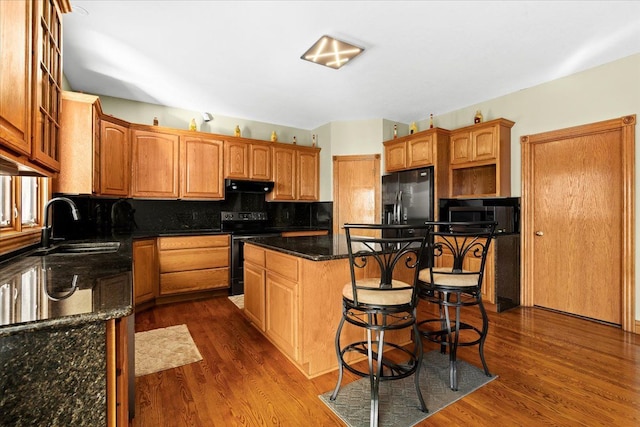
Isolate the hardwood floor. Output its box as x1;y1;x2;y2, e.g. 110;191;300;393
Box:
133;297;640;426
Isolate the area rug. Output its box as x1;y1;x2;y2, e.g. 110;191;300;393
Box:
135;324;202;377
228;294;244;310
319;350;497;427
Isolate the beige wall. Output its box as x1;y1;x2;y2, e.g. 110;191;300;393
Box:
98;95;313;147
79;53;640;318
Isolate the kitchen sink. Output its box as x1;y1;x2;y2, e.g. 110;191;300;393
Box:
30;241;121;256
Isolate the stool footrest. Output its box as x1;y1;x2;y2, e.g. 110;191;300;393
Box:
339;341;420;381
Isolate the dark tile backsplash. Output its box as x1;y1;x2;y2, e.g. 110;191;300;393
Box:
52;193;332;239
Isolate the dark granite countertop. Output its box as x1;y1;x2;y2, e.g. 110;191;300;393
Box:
246;234;349;261
0;237;133;337
132;228;226;238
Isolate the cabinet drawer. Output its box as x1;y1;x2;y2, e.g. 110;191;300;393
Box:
158;235;229;250
245;244;265;267
160;268;229;295
159;247;229;272
265;250;298;282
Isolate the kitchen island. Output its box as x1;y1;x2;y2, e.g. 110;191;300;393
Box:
0;239;134;426
243;235;412;378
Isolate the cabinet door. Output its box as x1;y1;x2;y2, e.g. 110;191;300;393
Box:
472;124;498;161
0;0;32;156
297;149;319;201
55;93;100;194
250;143;272;180
384;140;406;172
407;134;434;168
270;146;296;200
180;136;224;199
132;239;157;307
265;273;299;360
31;0;64;172
131;129;179;198
100;119;130;196
244;262;266;331
224;139;249;178
450;132;471;164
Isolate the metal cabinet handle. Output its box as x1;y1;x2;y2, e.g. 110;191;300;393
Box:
535;231;544;236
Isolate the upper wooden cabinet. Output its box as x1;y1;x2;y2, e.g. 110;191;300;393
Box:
100;118;130;197
54;92;130;196
449;118;514;198
54;91;101;194
31;0;69;172
267;144;320;202
0;0;70;173
297;147;320;201
0;0;32;157
131;128;180;198
224;138;272;181
269;145;296;201
383;128;450;173
180;135;224;199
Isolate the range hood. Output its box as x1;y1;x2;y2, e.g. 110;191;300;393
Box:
225;179;274;193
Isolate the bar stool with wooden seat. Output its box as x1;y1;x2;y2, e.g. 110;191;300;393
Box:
330;223;431;427
417;221;496;391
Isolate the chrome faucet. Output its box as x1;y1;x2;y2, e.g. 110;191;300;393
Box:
41;197;80;248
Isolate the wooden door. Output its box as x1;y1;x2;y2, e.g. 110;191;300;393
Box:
100;119;130;196
521;115;635;329
0;0;31;156
297;149;319;201
131;129;179;198
332;154;380;236
180;135;224;199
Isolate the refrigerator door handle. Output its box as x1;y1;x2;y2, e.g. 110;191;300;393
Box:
398;191;403;222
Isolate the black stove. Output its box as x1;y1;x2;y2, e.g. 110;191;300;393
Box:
222;212;280;295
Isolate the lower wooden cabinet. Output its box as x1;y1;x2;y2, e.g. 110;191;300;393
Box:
132;239;158;308
244;244;266;330
106;314;134;426
245;246;300;362
158;235;230;296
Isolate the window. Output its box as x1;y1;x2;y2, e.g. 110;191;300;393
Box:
21;177;40;227
0;176;11;227
0;176;49;255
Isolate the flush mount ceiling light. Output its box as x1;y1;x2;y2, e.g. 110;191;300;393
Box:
301;35;364;69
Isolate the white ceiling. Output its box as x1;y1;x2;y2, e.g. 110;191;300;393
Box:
63;1;640;130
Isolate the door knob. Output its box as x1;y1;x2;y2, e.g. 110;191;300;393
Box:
535;231;544;236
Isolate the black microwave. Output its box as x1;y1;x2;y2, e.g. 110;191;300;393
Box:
448;205;515;234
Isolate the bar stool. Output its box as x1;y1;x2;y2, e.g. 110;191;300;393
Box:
417;221;496;391
330;223;431;427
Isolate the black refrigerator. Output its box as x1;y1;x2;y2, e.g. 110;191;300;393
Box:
382;167;434;237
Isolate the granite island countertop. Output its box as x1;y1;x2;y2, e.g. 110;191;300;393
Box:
245;234;349;261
